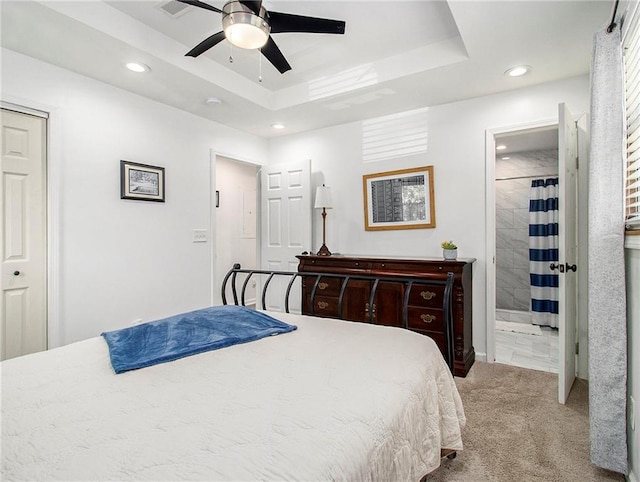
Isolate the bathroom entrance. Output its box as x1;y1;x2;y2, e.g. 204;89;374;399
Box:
493;125;560;372
485;104;584;404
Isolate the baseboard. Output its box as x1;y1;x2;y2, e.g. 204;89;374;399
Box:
475;352;487;362
628;468;638;482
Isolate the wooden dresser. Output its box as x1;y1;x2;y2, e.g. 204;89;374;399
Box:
296;254;475;377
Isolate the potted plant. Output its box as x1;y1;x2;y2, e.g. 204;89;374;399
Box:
441;240;458;260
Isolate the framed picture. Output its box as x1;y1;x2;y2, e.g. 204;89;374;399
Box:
363;165;436;231
120;160;165;202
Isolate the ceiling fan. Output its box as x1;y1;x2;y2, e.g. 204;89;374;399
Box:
176;0;346;74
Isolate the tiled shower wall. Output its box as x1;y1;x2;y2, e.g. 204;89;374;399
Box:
495;149;558;312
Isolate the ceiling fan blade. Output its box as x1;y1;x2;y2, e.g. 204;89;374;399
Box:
185;31;226;57
261;37;291;74
176;0;222;14
239;1;262;14
268;11;346;34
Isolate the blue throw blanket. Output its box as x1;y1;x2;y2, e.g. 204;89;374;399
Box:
101;305;297;374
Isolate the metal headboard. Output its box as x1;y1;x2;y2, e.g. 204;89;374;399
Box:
221;263;456;372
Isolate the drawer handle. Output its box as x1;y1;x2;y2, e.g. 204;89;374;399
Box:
421;291;436;300
318;282;329;290
421;314;436;324
365;303;376;318
317;301;329;310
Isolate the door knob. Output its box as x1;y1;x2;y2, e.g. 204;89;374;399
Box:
13;271;20;276
565;263;577;272
549;263;565;272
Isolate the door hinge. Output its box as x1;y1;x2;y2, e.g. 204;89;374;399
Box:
575;342;579;355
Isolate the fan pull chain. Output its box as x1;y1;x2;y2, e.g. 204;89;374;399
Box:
229;43;233;64
258;49;263;83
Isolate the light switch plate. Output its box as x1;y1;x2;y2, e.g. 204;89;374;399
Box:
193;229;208;243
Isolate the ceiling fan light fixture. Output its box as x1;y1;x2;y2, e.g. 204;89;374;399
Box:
222;1;270;50
181;0;345;74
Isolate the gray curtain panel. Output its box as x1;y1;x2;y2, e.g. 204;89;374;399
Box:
588;27;628;475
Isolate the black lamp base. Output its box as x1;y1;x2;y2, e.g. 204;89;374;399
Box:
316;244;332;256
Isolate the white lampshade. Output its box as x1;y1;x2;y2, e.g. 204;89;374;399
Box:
314;185;333;209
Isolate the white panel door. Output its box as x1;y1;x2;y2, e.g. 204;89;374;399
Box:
260;160;311;312
0;109;47;360
558;103;578;404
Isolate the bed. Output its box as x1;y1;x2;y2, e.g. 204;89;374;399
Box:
1;267;465;481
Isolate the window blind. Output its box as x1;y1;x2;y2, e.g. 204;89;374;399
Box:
623;8;640;230
361;107;429;163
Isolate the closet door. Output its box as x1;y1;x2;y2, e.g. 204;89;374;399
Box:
1;109;47;360
259;160;311;312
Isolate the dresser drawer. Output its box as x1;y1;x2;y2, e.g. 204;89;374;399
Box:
302;257;372;272
306;296;341;317
406;306;445;332
302;276;344;296
407;284;445;307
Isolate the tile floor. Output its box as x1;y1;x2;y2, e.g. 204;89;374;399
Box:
494;320;559;373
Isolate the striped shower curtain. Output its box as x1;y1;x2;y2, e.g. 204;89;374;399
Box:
529;178;559;328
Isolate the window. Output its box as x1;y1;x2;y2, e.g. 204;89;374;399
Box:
623;7;640;231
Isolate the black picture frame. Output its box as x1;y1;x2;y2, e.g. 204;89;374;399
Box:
120;160;165;202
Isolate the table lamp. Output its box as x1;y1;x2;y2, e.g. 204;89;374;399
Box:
314;184;333;256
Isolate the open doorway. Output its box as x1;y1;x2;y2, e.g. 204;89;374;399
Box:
213;155;259;306
486;105;584;404
492;126;560;373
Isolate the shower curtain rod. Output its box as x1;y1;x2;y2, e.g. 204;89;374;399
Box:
495;174;558;181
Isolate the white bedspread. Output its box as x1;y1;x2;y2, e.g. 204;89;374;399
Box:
1;312;465;481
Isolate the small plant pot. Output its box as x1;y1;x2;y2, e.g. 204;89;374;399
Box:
443;249;457;260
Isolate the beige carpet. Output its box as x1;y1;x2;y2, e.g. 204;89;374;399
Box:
427;362;625;481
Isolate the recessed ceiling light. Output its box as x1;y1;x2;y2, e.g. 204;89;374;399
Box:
505;65;531;77
496;145;507;151
272;123;285;129
126;62;150;73
206;96;222;105
501;156;511;160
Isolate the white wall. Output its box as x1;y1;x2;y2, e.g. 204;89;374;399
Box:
1;49;268;346
268;76;591;359
626;238;640;482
